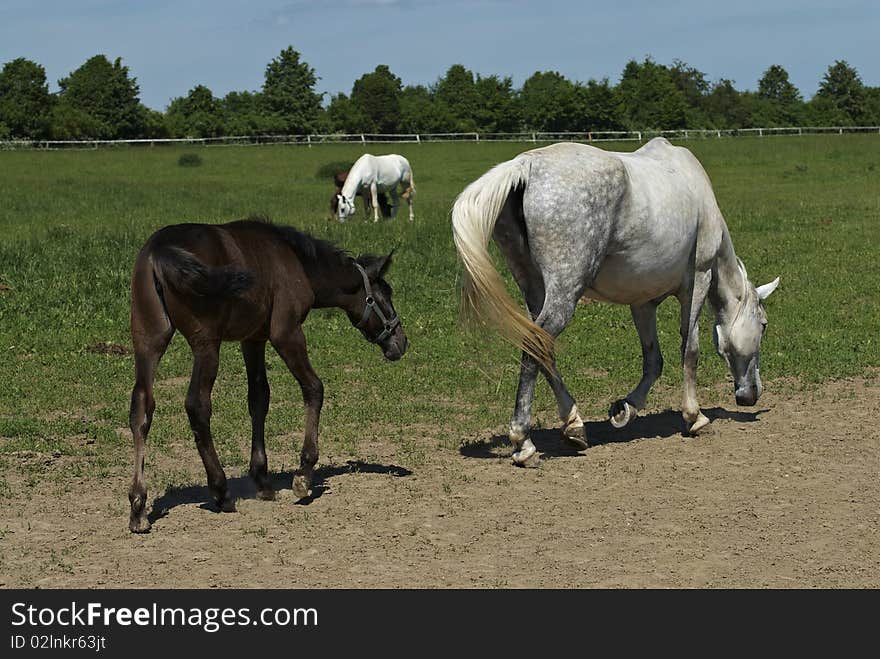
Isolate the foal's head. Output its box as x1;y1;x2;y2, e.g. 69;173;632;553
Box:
348;253;408;361
713;261;780;406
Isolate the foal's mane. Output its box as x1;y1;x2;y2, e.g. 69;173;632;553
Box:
234;216;353;269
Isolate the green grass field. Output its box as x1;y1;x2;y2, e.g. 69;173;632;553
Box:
1;136;878;480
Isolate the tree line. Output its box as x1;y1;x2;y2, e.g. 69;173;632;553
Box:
1;46;878;141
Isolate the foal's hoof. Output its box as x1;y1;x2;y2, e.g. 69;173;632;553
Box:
561;424;588;451
216;496;237;513
292;474;311;500
686;412;711;436
257;488;276;502
609;400;637;429
129;516;151;534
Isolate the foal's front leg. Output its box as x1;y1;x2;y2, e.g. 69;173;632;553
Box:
270;326;323;499
185;342;235;512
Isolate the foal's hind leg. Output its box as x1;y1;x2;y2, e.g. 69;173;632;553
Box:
128;261;174;533
609;301;664;428
270;325;323;500
128;330;173;533
242;341;273;500
185;341;235;512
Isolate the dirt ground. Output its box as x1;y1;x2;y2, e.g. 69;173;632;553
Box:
2;375;878;589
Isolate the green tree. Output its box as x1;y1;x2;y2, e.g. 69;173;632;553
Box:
351;65;402;133
669;59;710;127
704;79;752;129
0;57;53;138
754;64;803;126
261;46;323;134
865;87;880;125
55;55;145;139
398;84;451;133
814;60;867;125
518;70;581;131
434;65;479;132
166;85;225;137
617;58;688;130
578;78;625;131
222;90;276;135
474;74;518;132
325;92;369;133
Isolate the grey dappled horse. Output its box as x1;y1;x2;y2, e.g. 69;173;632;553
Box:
452;138;779;467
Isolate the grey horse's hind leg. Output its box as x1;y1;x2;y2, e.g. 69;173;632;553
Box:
509;288;580;467
609;301;664;428
494;201;586;456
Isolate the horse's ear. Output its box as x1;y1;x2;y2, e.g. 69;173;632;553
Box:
756;277;780;300
376;251;394;279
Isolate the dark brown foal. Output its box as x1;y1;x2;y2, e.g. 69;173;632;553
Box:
127;218;407;533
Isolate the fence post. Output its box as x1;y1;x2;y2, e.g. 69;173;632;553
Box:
637;131;642;142
475;132;479;142
307;135;311;148
361;134;366;145
759;128;763;137
416;134;421;144
532;133;536;143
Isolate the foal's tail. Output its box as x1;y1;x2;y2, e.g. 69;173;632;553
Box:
151;246;253;299
451;156;554;370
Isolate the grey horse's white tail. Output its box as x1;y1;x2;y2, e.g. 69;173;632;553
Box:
451;156;555;370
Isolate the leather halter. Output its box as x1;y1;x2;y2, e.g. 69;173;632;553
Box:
353;262;400;344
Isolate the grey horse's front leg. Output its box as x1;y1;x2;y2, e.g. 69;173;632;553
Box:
679;270;712;434
609;301;663;428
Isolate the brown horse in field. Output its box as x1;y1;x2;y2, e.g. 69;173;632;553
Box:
127;217;407;532
330;169;392;220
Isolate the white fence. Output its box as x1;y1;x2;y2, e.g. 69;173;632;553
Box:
2;126;879;150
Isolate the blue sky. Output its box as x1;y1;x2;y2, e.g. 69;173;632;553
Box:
1;0;877;111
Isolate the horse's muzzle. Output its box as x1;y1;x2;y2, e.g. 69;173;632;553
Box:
735;385;759;406
382;332;408;361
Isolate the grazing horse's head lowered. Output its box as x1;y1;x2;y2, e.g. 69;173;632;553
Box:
349;253;407;361
336;194;356;221
713;261;780;406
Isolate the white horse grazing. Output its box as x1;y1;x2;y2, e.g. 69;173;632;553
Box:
452;138;779;467
336;153;415;223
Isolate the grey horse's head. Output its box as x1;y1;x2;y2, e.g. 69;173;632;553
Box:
713;263;780;406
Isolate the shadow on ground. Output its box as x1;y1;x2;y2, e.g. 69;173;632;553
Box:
459;407;767;460
148;460;412;524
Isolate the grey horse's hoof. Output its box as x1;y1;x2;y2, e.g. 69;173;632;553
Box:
609;400;637;428
512;439;540;468
561;423;588;450
129;516;151;534
686;412;711;435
